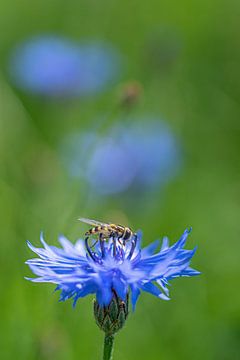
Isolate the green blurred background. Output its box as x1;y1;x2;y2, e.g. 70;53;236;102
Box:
0;0;240;359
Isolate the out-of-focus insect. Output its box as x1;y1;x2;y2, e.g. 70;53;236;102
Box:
78;217;135;244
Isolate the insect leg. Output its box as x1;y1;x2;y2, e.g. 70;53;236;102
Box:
99;233;105;258
111;232;117;257
117;236;123;245
90;239;98;249
85;237;96;261
127;234;137;260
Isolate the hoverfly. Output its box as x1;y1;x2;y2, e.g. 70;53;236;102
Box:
78;217;135;244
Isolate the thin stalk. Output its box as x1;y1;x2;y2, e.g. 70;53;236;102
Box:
103;334;115;360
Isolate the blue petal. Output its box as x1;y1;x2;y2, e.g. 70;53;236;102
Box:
26;240;49;259
156;279;169;296
40;233;62;258
141;282;170;300
160;237;169;251
168;267;201;279
112;277;127;301
181;267;201;276
75;239;87;257
130;284;141;311
96;287;113;306
172;227;192;250
141;240;160;257
135;230;143;243
73;282;96;307
58;235;76;254
172;247;197;266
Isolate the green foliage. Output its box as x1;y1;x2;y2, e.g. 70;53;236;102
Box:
0;0;239;359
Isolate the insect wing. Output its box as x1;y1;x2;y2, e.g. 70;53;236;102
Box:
78;217;109;227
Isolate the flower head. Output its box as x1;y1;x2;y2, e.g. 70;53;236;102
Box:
8;35;121;98
60;119;182;195
26;228;200;310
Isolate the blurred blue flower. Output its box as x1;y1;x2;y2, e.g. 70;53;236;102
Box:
8;35;121;97
60;119;182;195
26;228;200;309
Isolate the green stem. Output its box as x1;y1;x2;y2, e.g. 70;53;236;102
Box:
103;334;115;360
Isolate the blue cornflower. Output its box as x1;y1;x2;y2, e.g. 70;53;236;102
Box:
8;35;121;98
60;119;182;195
26;228;200;310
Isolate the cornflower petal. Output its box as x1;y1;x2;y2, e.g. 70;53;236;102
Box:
140;282;170;300
161;236;169;251
130;284;141;311
141;239;160;257
112;276;128;301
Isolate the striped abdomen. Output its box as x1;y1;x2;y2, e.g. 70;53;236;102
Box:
85;224;134;241
86;225;111;237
